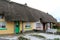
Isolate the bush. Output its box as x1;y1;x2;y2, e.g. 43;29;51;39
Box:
31;35;46;38
53;26;57;29
54;38;60;40
53;26;60;29
19;36;30;40
53;22;60;29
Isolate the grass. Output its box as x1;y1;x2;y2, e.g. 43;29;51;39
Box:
57;29;60;32
31;35;46;38
18;36;30;40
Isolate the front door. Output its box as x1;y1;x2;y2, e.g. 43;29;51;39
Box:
14;21;20;34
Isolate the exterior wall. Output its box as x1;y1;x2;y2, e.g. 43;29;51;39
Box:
0;19;5;21
0;17;14;34
33;20;43;30
22;22;34;32
45;23;50;30
51;23;53;28
0;18;43;34
19;22;22;32
0;21;14;34
0;21;34;34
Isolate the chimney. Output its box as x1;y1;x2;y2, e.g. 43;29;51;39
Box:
47;13;48;14
24;3;27;6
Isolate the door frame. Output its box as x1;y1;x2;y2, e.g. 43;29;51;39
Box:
14;21;20;34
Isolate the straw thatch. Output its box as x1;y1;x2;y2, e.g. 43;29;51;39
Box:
0;0;57;23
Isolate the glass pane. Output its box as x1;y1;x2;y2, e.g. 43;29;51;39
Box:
25;22;31;28
36;23;40;27
0;22;6;28
0;16;2;19
2;26;5;28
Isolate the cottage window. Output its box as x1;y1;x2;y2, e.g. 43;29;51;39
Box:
0;22;6;28
36;23;41;27
0;16;2;19
0;16;3;19
25;22;31;28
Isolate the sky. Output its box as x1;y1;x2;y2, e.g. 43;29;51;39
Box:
11;0;60;22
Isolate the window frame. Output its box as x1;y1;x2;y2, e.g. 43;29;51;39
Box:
0;22;7;30
25;22;31;28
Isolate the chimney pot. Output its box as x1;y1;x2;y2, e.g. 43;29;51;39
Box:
25;3;27;6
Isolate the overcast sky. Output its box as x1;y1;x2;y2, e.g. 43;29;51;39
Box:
11;0;60;22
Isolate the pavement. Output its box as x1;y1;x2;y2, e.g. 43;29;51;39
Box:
22;33;60;40
38;33;60;39
0;33;60;40
23;34;44;40
0;35;19;40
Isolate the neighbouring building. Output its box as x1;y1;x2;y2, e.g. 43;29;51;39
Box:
0;0;57;34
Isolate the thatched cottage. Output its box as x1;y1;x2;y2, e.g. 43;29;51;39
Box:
0;0;57;34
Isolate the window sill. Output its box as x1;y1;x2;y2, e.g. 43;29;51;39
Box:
25;27;31;29
0;28;7;30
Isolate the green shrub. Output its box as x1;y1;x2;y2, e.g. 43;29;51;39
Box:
53;26;57;29
54;38;60;40
19;36;30;40
53;25;60;29
31;35;46;38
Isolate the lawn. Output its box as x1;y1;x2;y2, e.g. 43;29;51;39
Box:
18;36;30;40
31;34;46;38
57;29;60;32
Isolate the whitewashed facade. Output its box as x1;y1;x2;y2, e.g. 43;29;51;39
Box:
33;20;53;31
33;20;43;30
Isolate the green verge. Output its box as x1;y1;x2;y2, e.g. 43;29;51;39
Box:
31;35;46;38
57;29;60;32
0;28;7;30
19;36;30;40
54;38;60;40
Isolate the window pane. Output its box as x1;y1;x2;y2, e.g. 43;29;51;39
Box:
0;22;6;28
2;25;5;28
0;16;2;19
36;23;40;27
25;22;31;28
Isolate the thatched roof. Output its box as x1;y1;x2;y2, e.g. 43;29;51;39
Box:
0;0;57;23
41;13;57;23
26;7;57;23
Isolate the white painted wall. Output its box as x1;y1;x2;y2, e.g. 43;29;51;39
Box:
46;23;50;29
33;20;43;30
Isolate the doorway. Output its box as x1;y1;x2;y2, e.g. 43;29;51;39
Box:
14;21;20;34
